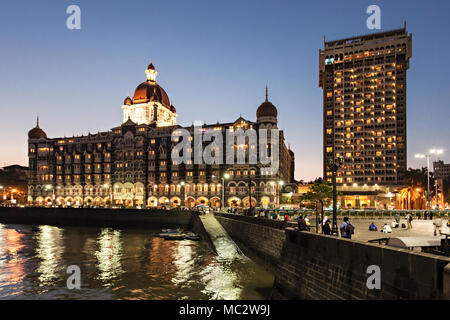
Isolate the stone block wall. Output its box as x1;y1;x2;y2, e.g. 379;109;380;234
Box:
215;213;450;300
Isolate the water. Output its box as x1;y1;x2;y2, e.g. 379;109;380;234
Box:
0;223;274;300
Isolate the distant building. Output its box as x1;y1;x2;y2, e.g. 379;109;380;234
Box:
433;160;450;180
27;61;295;208
2;165;28;182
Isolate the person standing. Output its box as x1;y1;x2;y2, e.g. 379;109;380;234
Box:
394;213;400;226
433;218;442;236
340;217;355;239
405;213;413;229
323;220;332;235
297;215;309;231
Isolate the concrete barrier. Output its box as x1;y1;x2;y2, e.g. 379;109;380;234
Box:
215;212;450;300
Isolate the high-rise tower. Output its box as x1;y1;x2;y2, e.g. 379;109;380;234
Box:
319;27;412;187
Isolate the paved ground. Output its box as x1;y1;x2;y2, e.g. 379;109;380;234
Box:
325;218;450;242
218;212;450;243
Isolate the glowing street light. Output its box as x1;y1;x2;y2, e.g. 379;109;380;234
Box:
180;181;186;207
415;149;444;210
222;173;230;210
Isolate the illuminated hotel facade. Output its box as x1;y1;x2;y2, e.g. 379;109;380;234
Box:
319;27;412;209
27;62;294;208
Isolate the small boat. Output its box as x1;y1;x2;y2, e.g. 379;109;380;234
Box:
162;228;183;234
184;232;200;241
163;233;186;240
153;229;200;241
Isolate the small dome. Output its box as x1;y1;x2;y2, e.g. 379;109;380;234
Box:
257;101;278;118
28;118;47;139
124;95;132;105
257;87;277;118
147;61;155;70
170;101;176;113
256;86;278;118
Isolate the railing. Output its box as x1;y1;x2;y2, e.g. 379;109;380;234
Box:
270;209;450;219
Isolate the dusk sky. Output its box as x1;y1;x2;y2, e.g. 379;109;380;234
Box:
1;0;449;181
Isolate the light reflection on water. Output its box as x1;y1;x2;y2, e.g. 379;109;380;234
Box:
36;226;64;287
0;224;273;300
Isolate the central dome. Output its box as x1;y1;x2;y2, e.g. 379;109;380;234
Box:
133;81;170;107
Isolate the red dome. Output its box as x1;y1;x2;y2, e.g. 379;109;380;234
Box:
133;81;170;107
124;95;132;105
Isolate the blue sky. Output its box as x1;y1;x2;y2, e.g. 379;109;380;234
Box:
0;0;449;180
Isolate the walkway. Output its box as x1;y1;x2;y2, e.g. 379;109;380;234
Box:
199;213;246;261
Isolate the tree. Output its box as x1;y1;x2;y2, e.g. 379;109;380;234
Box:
298;181;334;208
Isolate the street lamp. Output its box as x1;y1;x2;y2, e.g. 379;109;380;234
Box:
46;184;54;207
180;181;186;207
278;180;284;207
415;149;443;210
328;155;344;236
103;183;111;208
222;173;230;210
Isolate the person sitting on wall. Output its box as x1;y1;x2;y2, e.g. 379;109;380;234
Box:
391;220;399;228
369;222;378;231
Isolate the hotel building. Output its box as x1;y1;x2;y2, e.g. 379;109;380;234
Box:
319;27;412;209
27;61;294;208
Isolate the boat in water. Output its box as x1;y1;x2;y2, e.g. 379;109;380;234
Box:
154;229;200;241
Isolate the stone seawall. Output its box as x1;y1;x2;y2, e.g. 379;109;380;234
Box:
215;213;287;273
215;213;450;300
0;207;193;229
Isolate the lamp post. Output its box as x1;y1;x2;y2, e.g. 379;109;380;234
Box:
278;180;284;208
222;173;230;210
180;181;185;208
328;156;344;236
103;183;111;208
434;180;439;210
46;184;54;207
415;149;443;211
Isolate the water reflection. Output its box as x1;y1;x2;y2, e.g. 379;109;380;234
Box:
95;228;124;284
171;241;195;289
35;225;64;287
0;224;273;299
0;225;26;296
